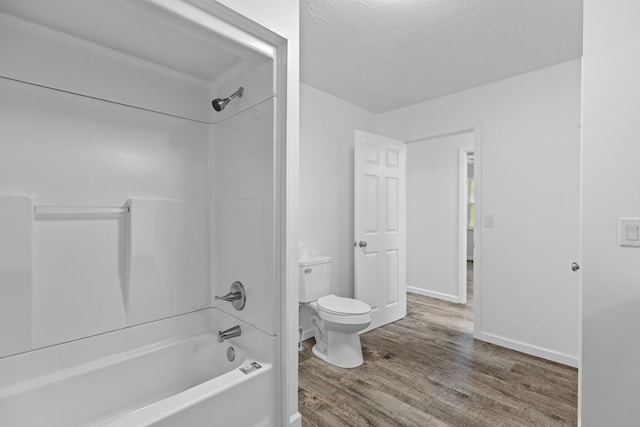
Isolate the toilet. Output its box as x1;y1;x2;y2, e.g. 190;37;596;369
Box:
299;255;372;368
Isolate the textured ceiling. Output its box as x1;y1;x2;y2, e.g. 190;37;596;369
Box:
301;0;583;113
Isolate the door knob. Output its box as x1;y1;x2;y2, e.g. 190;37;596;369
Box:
571;262;580;272
358;240;368;248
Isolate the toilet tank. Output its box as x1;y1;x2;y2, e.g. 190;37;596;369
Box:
298;256;331;303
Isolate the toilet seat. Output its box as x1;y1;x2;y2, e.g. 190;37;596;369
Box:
317;295;370;316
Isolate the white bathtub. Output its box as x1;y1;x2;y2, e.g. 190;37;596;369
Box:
0;308;277;427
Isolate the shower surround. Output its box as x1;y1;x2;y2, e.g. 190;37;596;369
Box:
0;1;289;425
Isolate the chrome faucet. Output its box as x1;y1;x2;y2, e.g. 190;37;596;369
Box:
218;325;241;343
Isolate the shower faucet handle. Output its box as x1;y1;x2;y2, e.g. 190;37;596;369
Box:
215;281;246;310
216;291;241;302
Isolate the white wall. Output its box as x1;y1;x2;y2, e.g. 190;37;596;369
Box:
581;1;640;424
300;83;376;297
406;132;473;302
377;60;582;366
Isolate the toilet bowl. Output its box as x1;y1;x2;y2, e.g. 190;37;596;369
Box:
299;256;371;368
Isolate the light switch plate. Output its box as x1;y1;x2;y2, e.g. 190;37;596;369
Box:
619;218;640;247
483;214;494;228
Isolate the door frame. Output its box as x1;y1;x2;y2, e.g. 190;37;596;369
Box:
458;147;474;305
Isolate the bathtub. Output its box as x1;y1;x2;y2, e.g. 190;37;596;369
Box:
0;308;277;426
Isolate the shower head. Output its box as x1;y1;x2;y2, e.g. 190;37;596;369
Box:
211;98;228;112
212;87;244;112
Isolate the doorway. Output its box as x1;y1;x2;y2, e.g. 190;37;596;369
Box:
405;129;476;309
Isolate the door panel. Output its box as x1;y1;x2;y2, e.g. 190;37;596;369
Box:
364;175;379;232
386;249;399;305
386;177;399;231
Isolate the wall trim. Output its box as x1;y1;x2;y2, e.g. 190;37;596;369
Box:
289;412;302;427
407;287;460;304
478;331;579;368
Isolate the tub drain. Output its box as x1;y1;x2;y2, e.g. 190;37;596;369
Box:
227;346;235;362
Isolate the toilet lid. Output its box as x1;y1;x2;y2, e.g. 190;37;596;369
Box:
317;295;371;315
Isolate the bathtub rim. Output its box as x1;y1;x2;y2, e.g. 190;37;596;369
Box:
91;359;272;427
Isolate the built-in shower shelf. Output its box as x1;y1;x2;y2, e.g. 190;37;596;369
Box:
33;205;130;220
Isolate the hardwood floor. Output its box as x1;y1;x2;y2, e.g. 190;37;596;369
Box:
298;262;578;426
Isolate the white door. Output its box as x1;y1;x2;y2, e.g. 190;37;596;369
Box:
354;130;407;332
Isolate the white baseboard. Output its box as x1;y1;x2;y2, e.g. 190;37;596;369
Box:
289;412;302;427
477;331;579;368
407;286;461;304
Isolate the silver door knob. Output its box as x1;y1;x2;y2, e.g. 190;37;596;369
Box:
571;262;580;272
358;240;368;248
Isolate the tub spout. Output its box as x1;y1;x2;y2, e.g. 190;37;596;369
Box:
218;325;241;343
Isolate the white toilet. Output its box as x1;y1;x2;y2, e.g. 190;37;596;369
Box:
299;255;372;368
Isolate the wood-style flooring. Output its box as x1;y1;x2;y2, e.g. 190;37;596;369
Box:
298;262;578;426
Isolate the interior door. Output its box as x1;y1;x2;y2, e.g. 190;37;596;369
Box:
354;130;407;332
